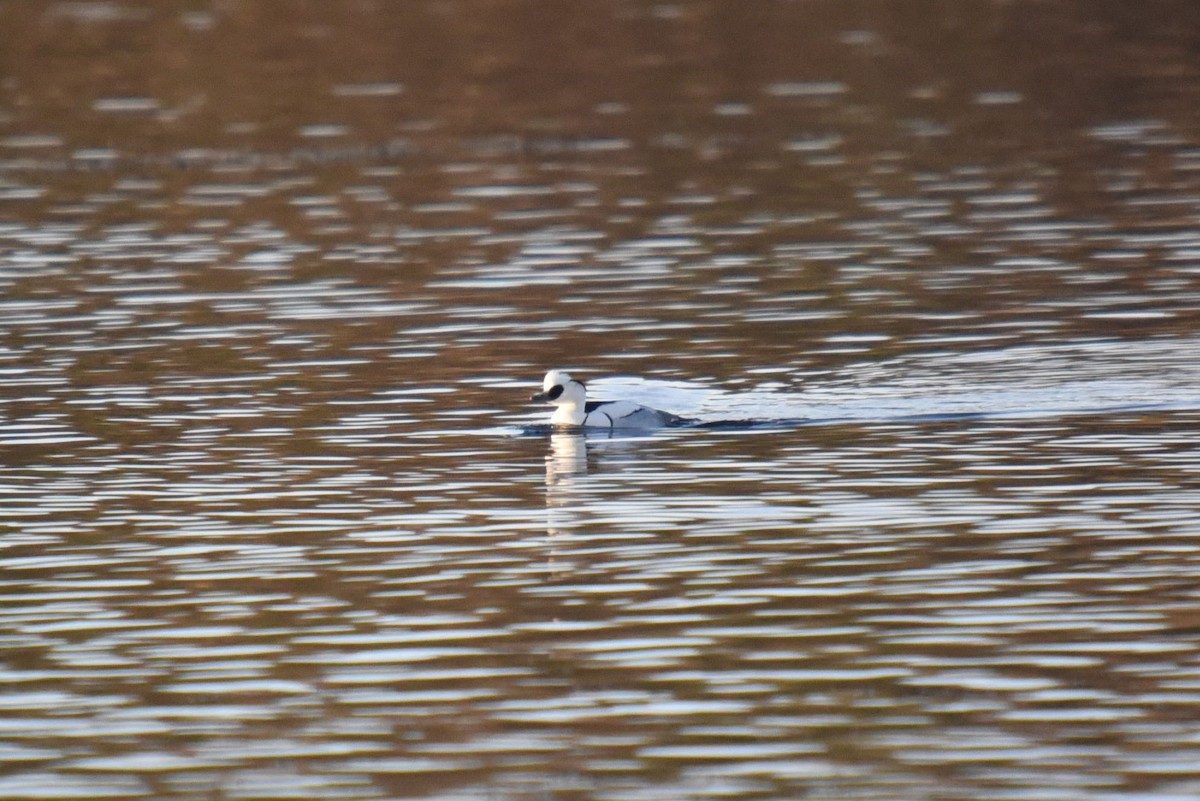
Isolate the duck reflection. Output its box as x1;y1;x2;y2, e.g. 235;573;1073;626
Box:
544;431;589;539
542;429;658;539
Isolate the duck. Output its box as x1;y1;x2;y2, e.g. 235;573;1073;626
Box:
531;369;684;429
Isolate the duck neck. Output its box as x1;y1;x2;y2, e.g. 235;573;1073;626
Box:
551;400;586;426
550;383;587;426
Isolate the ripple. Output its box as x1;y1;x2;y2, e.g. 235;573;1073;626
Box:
93;97;159;113
0;773;149;799
3;5;1200;798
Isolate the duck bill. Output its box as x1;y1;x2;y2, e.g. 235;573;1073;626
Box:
531;391;550;402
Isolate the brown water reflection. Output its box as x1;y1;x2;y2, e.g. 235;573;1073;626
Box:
4;1;1200;799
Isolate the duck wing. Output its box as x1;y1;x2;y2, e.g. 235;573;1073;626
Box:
585;401;681;428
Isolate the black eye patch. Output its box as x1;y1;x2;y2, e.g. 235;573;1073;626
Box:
546;384;564;400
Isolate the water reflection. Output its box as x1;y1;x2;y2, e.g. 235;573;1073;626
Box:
4;0;1200;798
544;430;589;539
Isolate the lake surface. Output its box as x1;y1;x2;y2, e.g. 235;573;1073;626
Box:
3;2;1200;799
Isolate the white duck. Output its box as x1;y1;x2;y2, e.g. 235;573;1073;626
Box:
531;369;683;429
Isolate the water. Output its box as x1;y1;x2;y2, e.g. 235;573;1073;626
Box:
3;2;1200;799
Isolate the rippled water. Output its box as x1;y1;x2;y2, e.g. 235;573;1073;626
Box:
3;2;1200;799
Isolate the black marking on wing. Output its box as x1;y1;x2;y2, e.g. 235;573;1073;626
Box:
584;400;607;413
